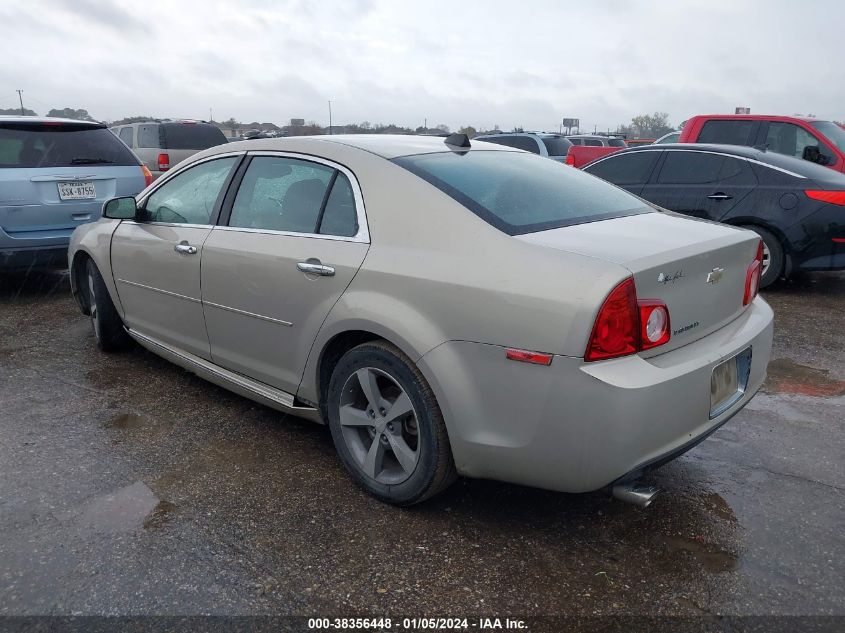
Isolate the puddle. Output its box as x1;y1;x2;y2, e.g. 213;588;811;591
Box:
663;535;737;573
71;481;172;533
105;413;148;430
143;500;178;530
103;412;174;438
700;492;736;523
763;358;845;397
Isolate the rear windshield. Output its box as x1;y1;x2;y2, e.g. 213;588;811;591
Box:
541;136;572;157
0;122;139;168
393;150;650;235
161;123;227;150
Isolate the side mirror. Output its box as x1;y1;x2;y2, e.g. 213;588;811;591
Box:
802;145;830;165
102;196;138;220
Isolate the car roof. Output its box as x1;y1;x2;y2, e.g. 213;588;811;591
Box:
225;134;518;159
0;115;103;127
566;134;622;139
606;142;844;180
687;114;822;123
475;132;563;139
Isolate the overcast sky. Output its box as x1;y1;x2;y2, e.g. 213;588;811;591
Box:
2;0;843;131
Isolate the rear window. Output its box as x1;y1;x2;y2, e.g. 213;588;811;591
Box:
393;150;650;236
477;135;540;154
161;123;227;150
540;136;572;157
698;120;756;146
0;122;139;168
608;138;627;147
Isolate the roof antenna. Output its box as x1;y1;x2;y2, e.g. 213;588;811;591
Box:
444;133;471;148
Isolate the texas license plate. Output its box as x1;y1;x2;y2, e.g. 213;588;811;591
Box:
710;355;739;415
58;181;95;200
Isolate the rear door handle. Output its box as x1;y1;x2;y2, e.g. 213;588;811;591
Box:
297;261;335;277
707;192;733;200
174;242;198;255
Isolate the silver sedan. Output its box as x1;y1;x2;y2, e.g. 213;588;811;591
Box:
69;134;773;505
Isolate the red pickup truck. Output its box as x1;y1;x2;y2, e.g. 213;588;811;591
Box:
564;135;627;167
679;114;845;173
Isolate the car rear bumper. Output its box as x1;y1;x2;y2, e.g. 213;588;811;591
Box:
417;297;774;493
0;226;71;269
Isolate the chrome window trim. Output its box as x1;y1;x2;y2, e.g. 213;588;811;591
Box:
233;150;370;243
121;221;213;230
588;148;808;179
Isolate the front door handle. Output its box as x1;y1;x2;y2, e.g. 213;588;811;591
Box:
707;192;733;200
297;261;335;277
174;242;198;255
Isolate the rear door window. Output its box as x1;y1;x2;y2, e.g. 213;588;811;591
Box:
0;122;139;168
586;151;661;185
161;123;227;150
137;124;160;148
697;120;757;146
608;138;627;147
478;136;541;154
228;156;334;233
584;139;603;147
657;151;725;184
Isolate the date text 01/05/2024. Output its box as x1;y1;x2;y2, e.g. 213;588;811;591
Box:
307;617;528;630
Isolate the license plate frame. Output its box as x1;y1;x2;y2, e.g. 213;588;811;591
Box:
710;347;752;419
58;181;96;200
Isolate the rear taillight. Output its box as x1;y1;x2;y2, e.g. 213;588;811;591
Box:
157;153;170;171
141;165;153;187
585;278;671;361
805;190;845;205
565;153;575;166
743;240;764;306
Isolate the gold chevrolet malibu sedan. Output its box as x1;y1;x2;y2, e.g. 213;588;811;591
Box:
69;134;773;506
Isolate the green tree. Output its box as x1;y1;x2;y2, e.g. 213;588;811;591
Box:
0;107;37;116
458;126;478;137
111;115;157;125
622;112;673;138
46;107;96;121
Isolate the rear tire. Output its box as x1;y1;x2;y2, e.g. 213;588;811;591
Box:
86;260;130;352
326;341;456;505
743;225;784;288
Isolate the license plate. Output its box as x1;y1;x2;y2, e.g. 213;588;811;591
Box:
58;181;95;200
710;355;739;415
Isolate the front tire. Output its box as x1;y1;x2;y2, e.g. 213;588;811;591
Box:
326;341;456;505
743;225;784;288
86;260;130;352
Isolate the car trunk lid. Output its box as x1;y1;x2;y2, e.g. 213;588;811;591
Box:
517;211;761;354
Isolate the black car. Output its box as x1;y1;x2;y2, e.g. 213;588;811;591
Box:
584;143;845;287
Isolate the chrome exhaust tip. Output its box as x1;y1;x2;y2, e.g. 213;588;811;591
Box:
612;482;660;508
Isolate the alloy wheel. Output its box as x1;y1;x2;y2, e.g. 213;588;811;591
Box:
761;241;771;277
88;272;101;341
338;367;420;485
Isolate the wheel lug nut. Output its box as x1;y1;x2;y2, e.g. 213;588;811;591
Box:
368;409;375;418
387;422;394;431
379;408;387;417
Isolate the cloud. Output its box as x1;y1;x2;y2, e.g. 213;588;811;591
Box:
1;0;843;129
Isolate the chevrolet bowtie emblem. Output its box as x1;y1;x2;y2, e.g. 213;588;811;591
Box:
706;267;725;284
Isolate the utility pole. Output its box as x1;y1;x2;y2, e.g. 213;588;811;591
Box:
209;107;213;122
424;117;427;131
16;89;24;116
328;100;332;134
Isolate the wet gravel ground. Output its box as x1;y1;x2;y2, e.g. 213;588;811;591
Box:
0;270;843;619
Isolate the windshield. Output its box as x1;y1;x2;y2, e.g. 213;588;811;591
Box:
393;150;651;235
810;121;845;154
0;122;139;168
161;123;227;150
